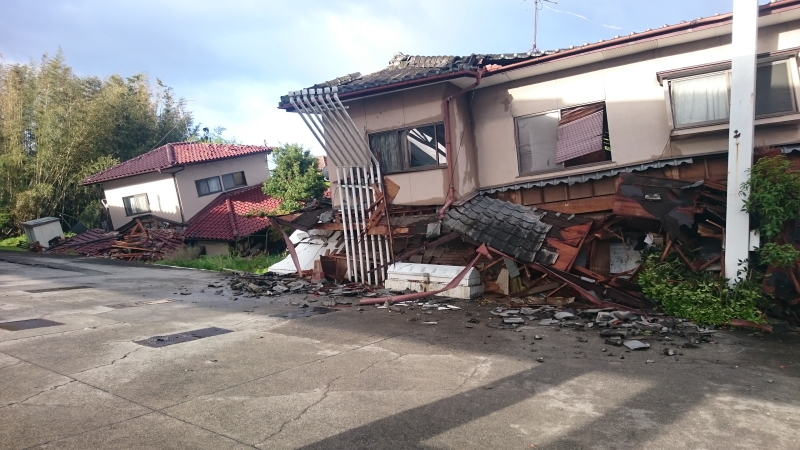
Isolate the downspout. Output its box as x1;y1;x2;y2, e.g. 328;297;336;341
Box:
439;67;485;218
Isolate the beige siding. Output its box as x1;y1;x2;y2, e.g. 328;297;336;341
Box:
102;172;182;230
323;18;800;202
333;83;476;206
175;153;270;221
473;20;800;190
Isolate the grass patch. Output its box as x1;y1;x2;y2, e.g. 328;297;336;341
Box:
155;246;287;274
0;235;27;252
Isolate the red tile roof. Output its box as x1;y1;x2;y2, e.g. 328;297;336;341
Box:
184;185;282;241
81;142;271;185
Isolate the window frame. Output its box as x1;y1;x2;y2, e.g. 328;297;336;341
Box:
514;101;613;177
368;122;448;175
221;171;247;191
664;56;800;130
195;176;223;197
122;193;150;216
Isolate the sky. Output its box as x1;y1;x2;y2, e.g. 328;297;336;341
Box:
0;0;770;154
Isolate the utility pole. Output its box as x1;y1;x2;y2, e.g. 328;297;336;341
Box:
530;0;557;53
725;0;759;284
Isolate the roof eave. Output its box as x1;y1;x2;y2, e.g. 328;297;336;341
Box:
278;69;482;111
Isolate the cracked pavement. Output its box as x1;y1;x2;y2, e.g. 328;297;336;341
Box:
0;250;799;449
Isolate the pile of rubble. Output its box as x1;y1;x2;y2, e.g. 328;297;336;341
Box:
48;219;183;262
222;272;387;306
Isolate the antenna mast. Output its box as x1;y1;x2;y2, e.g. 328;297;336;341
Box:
531;0;557;53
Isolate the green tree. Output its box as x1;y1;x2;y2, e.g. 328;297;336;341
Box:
262;144;326;214
0;51;197;235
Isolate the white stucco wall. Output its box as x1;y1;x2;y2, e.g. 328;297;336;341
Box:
102;172;182;230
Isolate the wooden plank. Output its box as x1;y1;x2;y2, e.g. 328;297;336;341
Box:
545;238;580;272
311;223;410;235
589;239;611;277
511;282;561;297
534;195;615;214
383;177;400;204
592;177;617;196
573;265;608;282
543;184;567;203
568;182;593;200
521;187;543;205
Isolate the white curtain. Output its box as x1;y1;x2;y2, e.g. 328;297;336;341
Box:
672;73;729;127
133;195;149;213
207;177;222;193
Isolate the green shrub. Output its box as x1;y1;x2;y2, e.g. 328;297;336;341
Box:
638;254;765;325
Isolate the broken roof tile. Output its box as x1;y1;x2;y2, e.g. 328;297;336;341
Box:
184;186;281;241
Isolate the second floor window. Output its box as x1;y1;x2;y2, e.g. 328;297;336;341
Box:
196;176;222;197
369;123;447;174
222;171;247;190
122;193;150;216
667;58;797;128
516;102;612;175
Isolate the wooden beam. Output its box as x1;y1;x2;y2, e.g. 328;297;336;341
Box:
311;222;410;235
532;195;615;214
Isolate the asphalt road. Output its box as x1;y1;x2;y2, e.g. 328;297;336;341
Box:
0;250;798;449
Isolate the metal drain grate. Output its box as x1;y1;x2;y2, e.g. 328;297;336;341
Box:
23;286;92;294
106;299;174;309
270;306;337;320
0;318;64;331
134;327;233;348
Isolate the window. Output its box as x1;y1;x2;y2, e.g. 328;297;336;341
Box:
195;176;222;197
667;59;798;128
122;194;150;216
516;102;612;175
222;171;247;190
369;123;447;174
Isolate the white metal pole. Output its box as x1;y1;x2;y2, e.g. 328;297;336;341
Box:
725;0;758;284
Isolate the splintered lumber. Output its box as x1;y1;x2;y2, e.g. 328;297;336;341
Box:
510;282;561;297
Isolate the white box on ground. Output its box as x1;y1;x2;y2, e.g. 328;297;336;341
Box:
384;263;484;299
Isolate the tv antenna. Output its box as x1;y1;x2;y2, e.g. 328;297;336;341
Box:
528;0;557;53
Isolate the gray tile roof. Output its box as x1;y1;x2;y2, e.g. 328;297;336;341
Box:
443;196;558;264
279;1;794;108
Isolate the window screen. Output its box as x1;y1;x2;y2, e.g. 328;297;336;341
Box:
222;171;247;190
196;176;222;196
122;194;150;216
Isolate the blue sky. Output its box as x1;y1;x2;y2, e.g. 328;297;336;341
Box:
0;0;767;153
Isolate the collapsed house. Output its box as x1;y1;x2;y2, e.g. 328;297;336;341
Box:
270;1;800;325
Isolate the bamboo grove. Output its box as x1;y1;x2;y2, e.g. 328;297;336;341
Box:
0;51;197;235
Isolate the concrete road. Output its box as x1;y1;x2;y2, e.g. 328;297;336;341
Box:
0;250;798;450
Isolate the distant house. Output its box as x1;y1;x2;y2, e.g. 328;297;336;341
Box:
81;142;273;231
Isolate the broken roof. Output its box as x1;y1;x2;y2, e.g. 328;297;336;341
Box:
184;185;281;241
81;142;272;185
280;0;800;108
444;195;593;269
444;196;554;264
